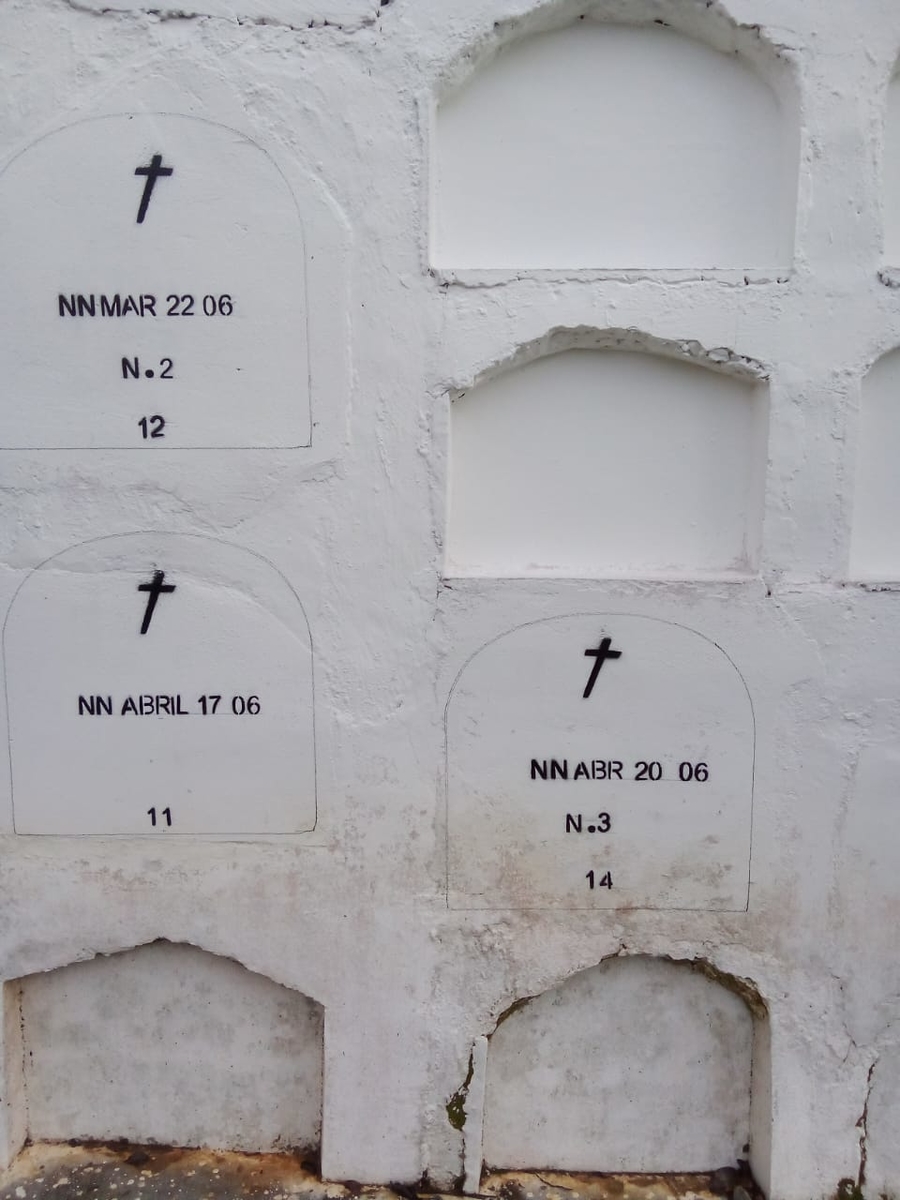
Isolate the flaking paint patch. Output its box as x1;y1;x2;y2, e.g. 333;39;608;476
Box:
54;0;385;31
447;327;769;395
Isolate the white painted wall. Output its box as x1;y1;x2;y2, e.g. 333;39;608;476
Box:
482;957;754;1173
0;1;896;1198
18;942;323;1152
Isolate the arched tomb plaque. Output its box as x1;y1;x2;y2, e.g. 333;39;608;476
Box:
445;615;754;910
0;115;309;448
4;534;316;834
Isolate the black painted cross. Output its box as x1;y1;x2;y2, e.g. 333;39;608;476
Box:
137;570;176;635
134;154;174;224
582;636;622;698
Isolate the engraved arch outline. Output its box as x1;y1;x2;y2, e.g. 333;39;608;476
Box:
0;112;313;451
2;531;317;834
443;613;757;910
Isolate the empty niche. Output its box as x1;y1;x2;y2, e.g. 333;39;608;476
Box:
446;345;768;578
481;957;771;1187
432;19;798;271
885;69;900;263
5;941;323;1155
850;349;900;578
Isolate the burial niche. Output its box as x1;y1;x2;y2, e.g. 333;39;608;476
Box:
0;114;310;448
884;69;900;264
850;348;900;578
446;346;768;577
445;614;755;912
7;941;323;1154
3;533;316;835
432;19;797;271
482;956;770;1183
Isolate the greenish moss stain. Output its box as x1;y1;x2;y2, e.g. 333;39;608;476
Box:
446;1050;474;1131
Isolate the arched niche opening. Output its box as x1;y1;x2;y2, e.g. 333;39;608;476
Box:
849;348;900;579
446;341;769;578
480;956;771;1189
1;941;323;1161
884;70;900;264
431;13;798;272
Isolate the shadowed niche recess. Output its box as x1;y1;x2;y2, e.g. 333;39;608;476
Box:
446;346;768;578
850;347;900;578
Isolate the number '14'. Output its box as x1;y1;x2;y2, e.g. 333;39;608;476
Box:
586;869;612;889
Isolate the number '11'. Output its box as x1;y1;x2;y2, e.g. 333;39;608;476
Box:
148;807;172;827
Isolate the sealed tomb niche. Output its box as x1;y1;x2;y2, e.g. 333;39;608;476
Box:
0;114;309;448
3;533;316;835
446;347;768;578
445;614;755;912
481;957;771;1188
2;942;323;1158
432;19;797;271
849;348;900;578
